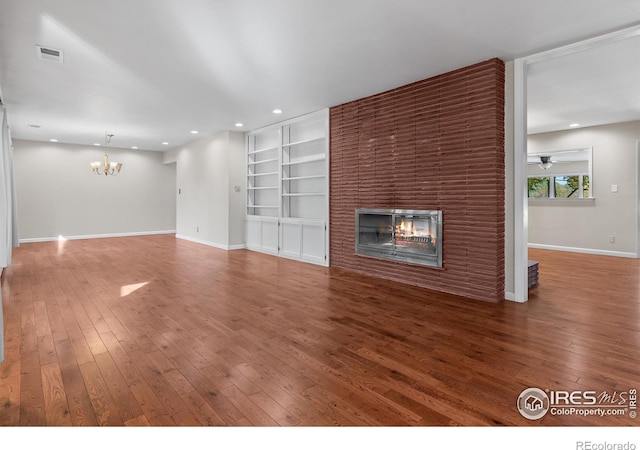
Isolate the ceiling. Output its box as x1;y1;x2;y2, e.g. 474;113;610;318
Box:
0;0;639;151
527;31;640;135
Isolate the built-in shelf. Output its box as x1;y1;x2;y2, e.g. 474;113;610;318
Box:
285;216;327;222
282;192;325;197
248;171;279;177
282;136;325;148
248;145;280;155
247;157;279;165
281;155;326;166
246;109;329;266
282;175;325;181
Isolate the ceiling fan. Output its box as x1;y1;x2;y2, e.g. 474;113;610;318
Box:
527;154;574;169
537;155;553;169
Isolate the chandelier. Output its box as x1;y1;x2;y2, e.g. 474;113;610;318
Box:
90;133;123;176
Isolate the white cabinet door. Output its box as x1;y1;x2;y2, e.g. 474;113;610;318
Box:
280;221;302;260
261;220;279;254
279;218;326;264
246;216;278;255
301;221;326;265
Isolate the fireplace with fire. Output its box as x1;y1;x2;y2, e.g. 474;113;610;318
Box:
355;209;442;268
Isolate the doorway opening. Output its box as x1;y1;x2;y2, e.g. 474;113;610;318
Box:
513;25;640;302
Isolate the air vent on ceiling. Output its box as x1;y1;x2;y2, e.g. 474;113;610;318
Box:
36;45;64;63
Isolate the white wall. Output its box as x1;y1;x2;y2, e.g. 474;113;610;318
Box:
175;131;245;249
13;139;176;241
504;61;515;299
528;121;639;256
227;132;245;246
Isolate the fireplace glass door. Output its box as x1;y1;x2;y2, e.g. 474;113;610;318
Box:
356;209;442;267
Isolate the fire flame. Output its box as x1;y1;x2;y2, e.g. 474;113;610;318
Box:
397;219;417;236
394;218;435;245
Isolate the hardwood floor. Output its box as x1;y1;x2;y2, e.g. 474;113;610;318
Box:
0;235;638;426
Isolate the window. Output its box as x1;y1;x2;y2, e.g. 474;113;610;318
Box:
528;174;590;198
528;177;549;198
527;147;593;200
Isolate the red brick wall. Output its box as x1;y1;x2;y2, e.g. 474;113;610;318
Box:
329;58;505;302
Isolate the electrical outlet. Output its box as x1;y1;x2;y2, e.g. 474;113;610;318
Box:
197;227;199;233
609;236;615;244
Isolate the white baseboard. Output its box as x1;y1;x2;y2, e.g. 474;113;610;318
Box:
20;230;176;244
175;234;246;251
528;243;637;259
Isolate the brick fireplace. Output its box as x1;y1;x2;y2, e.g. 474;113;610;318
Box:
329;58;505;303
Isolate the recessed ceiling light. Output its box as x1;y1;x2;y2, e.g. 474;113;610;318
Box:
569;123;580;128
272;109;282;114
162;142;169;145
235;123;244;127
131;146;138;150
49;138;58;142
93;143;101;146
190;130;199;134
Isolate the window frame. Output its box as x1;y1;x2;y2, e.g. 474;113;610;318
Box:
528;173;591;199
527;146;594;201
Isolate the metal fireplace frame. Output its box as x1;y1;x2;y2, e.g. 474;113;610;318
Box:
355;208;443;268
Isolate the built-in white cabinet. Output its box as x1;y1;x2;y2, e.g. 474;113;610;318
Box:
245;109;328;265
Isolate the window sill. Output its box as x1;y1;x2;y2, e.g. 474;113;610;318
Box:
528;197;595;205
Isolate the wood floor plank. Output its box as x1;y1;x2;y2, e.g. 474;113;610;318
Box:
37;334;57;366
66;389;99;426
19;303;38;355
46;302;69;343
300;384;376;426
41;362;73;425
33;300;52;338
1;235;639;426
225;365;261;396
59;365;88;395
197;387;246;425
179;389;228;426
81;326;108;356
78;361;124;426
19;388;46;426
124;415;151;426
248;390;301;426
66;326;95;366
162;369;195;396
98;331;143;385
0;376;21;426
54;339;78;370
221;385;278;426
127;380;175;426
129;349;193;420
93;351;144;422
234;360;328;425
18;350;41;392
